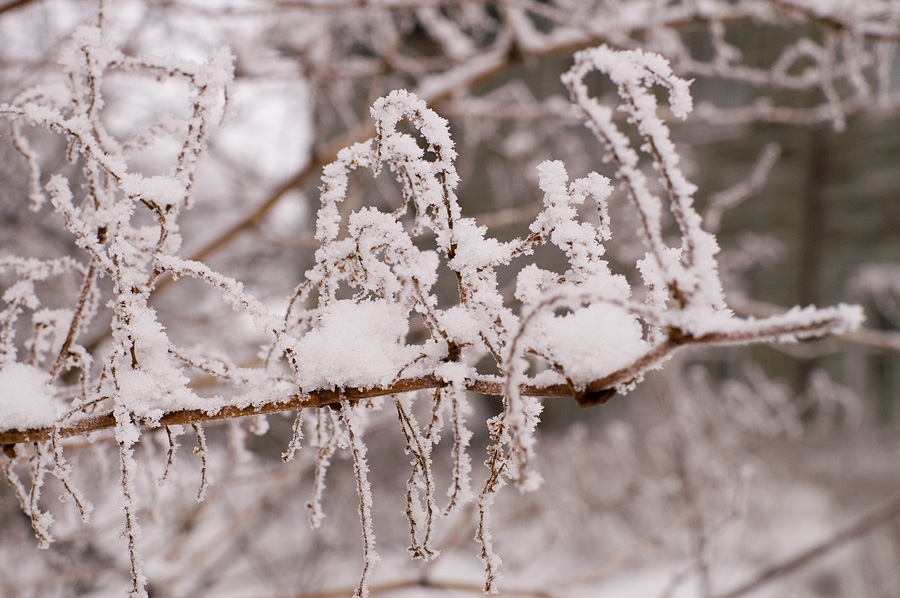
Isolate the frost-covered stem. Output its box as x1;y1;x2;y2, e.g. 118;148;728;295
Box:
343;214;451;345
1;300;25;365
158;425;180;486
442;382;473;516
0;300;862;448
366;90;514;360
396;396;439;560
28;442;51;542
425;388;444;440
3;448;29;508
476;427;506;594
143;207;177;291
575;304;862;403
306;408;340;529
562;45;725;309
7;119;45;210
340;400;379;598
50;429;92;521
70;346;93;405
191;423;212;502
621;78;703;270
643;127;713;279
80;43;117;158
704;143;781;233
155;254;282;335
43;178;109;271
281;410;304;463
501;297;554;489
3;444;54;548
113;406;147;598
48;259;98;381
568;103;671;288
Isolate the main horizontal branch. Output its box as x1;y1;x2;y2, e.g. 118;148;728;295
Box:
0;373;612;446
0;328;697;446
0;310;853;446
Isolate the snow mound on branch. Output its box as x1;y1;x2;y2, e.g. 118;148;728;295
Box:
294;299;418;390
0;362;63;431
530;303;649;387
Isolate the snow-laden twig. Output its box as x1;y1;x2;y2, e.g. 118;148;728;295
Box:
476;412;507;594
3;444;55;548
49;429;92;521
306;408;340;529
562;44;724;311
435;364;474;516
396;395;440;560
114;405;147;598
158;425;182;486
282;410;305;463
340;400;380;598
191;423;213;502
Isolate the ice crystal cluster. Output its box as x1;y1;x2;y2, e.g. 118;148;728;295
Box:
0;24;863;598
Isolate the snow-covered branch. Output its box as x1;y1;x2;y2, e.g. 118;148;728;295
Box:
1;3;895;595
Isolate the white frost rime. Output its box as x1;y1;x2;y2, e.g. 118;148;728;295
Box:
0;17;871;597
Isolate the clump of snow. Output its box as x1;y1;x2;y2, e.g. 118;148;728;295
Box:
437;305;482;348
293;299;418;390
530;303;649;387
0;362;62;431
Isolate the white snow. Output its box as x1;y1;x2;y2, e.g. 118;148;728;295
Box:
293;299;418;390
530;303;650;386
0;362;62;431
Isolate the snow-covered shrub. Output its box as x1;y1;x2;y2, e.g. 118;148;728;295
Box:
1;2;897;596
